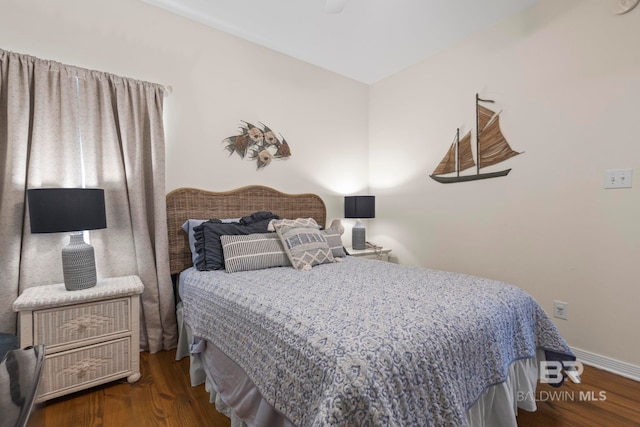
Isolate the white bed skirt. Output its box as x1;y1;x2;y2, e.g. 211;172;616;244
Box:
176;302;541;427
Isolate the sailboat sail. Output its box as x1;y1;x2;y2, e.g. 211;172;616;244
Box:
477;107;520;169
458;131;475;171
477;105;494;133
432;142;457;175
430;93;522;184
431;131;474;175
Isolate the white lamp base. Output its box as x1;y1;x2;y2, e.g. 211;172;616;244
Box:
352;219;366;250
62;233;97;291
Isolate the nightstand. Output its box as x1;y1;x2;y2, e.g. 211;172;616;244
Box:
347;246;392;262
12;275;144;402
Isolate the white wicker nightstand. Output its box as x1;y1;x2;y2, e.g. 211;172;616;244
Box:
347;246;392;262
12;275;144;402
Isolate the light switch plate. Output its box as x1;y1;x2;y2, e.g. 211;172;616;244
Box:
604;169;632;189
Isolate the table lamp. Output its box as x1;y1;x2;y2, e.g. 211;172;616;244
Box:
27;188;107;291
344;195;375;250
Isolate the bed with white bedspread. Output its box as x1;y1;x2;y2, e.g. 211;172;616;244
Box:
167;186;574;427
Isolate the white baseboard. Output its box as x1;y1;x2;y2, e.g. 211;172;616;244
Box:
572;346;640;382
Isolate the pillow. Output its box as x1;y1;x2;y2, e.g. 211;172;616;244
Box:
275;224;334;271
322;226;347;258
221;233;290;273
270;218;345;258
193;212;280;271
268;217;319;232
182;218;240;265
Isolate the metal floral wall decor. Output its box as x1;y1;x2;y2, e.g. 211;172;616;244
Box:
223;121;291;170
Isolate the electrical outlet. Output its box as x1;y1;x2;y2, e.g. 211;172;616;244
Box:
604;169;632;189
553;300;568;320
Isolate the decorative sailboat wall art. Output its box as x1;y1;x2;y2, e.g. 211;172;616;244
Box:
430;94;522;184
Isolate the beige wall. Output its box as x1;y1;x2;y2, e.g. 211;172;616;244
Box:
0;0;370;226
369;0;640;366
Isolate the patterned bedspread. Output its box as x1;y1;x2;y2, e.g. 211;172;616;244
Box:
182;257;573;426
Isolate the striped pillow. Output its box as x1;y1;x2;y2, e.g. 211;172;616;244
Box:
220;233;291;273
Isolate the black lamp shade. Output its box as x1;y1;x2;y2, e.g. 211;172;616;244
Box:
27;188;107;233
344;196;375;219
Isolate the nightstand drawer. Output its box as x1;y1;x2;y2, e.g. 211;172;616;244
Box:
34;298;131;349
39;337;131;399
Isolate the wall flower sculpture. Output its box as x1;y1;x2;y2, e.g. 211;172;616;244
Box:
223;121;291;170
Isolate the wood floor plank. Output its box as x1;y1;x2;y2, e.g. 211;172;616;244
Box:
28;350;230;427
517;365;640;427
27;351;639;426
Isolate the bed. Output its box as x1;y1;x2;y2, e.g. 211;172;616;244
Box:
167;185;574;427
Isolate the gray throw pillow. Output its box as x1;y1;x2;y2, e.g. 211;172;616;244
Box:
221;233;290;273
275;224;334;271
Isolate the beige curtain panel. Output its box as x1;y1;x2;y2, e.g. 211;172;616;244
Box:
0;48;177;353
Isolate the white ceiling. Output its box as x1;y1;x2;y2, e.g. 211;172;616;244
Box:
142;0;539;84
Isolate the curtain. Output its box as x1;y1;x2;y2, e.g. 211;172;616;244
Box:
0;49;177;353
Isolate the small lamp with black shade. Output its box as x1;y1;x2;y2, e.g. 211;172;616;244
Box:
344;195;375;250
27;188;107;291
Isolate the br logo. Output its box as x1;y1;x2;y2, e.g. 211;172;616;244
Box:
540;360;583;385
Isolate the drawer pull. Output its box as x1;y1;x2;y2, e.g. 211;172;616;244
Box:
60;358;109;380
62;314;111;335
77;361;91;378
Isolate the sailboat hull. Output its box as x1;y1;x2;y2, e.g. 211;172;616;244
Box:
430;168;512;184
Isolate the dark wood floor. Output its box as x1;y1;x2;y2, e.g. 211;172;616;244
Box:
517;365;640;427
27;350;231;427
28;350;640;426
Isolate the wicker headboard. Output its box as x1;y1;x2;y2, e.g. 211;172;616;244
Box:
166;185;327;275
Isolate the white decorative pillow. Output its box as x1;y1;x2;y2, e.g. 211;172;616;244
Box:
275;225;334;271
268;217;319;232
220;233;290;273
